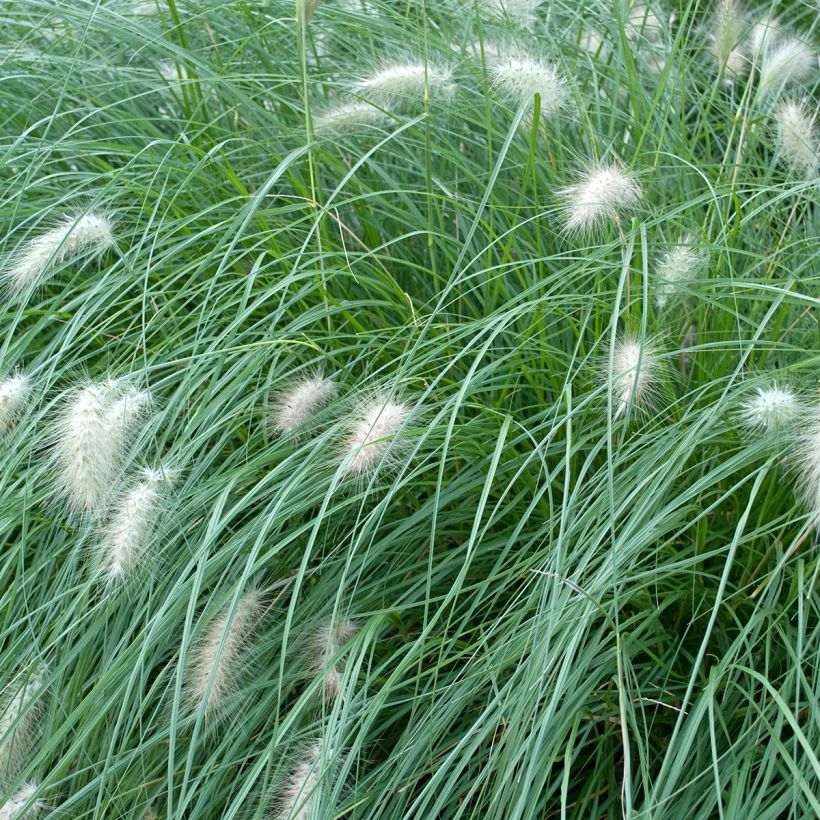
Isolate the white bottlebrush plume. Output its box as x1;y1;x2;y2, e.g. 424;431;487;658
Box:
313;102;388;134
774;98;818;177
98;465;173;587
54;380;151;516
560;163;642;233
343;395;411;475
708;0;747;81
489;54;568;117
310;619;358;700
739;385;800;433
184;589;263;718
2;212;114;296
798;412;820;529
275;741;325;820
0;667;45;785
606;335;661;418
655;236;708;308
749;16;780;58
355;62;456;108
0;374;30;434
271;374;336;434
757;38;815;101
0;782;44;820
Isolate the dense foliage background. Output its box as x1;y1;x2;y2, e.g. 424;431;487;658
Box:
0;0;817;817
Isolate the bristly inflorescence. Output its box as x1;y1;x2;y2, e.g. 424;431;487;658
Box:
739;384;802;434
98;465;174;589
0;782;45;819
274;741;325;820
796;411;820;530
0;666;46;788
0;374;30;434
606;335;662;419
271;374;337;435
343;395;411;476
756;37;815;101
313;102;389;134
774;98;818;178
354;61;456;109
489;53;568;117
655;236;708;309
560;163;642;233
183;588;263;719
1;212;114;297
310;619;359;701
53;379;152;517
708;0;747;83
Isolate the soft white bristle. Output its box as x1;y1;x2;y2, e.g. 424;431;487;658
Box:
99;465;172;587
655;237;708;308
54;380;151;516
606;336;661;418
355;62;456;108
774;98;818;177
708;0;747;81
757;38;815;100
2;212;114;296
311;619;358;700
0;374;30;434
0;667;45;786
489;54;568;116
313;102;388;134
0;782;44;819
275;742;324;820
740;385;801;433
343;396;410;475
749;16;780;58
797;411;820;529
271;375;336;434
184;589;263;718
560;164;642;233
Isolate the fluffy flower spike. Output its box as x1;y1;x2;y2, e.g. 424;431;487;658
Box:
797;411;820;529
355;62;456;109
757;38;816;101
0;782;44;819
0;666;46;786
313;102;388;134
774;98;818;177
655;236;708;309
99;465;174;588
271;374;337;434
275;741;325;820
343;394;411;476
489;53;568;117
606;335;662;418
708;0;747;82
184;588;263;719
740;384;801;434
54;379;152;517
311;619;358;700
560;163;642;233
2;212;114;297
0;374;30;434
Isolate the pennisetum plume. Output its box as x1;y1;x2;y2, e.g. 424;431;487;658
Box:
354;61;456;109
53;379;151;517
310;619;358;700
98;465;174;588
0;782;44;819
739;385;801;433
756;38;815;101
274;741;327;820
489;53;568;117
708;0;747;83
560;163;642;233
654;236;708;309
342;395;411;476
605;335;662;418
0;666;46;786
1;212;114;297
313;102;388;134
774;98;818;178
183;588;263;719
0;374;30;434
271;374;337;434
796;410;820;529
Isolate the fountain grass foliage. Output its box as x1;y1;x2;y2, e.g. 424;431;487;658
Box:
0;0;818;817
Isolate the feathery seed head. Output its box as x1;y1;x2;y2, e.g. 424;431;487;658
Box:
774;98;818;177
560;163;642;233
739;385;801;433
749;16;780;58
757;38;816;101
490;54;568;116
0;374;30;434
272;374;336;434
797;411;820;529
276;742;324;820
655;236;708;308
607;336;661;418
0;782;44;820
0;667;46;786
2;212;114;297
709;0;747;80
343;395;411;476
311;619;358;700
184;589;263;718
313;102;388;134
355;62;456;108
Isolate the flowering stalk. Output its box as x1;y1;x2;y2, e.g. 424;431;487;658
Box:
310;619;358;700
0;374;30;434
343;395;411;476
